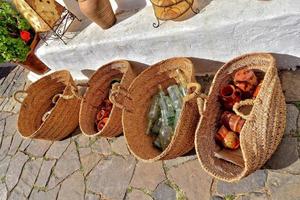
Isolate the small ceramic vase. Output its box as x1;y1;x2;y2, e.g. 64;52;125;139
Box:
221;111;245;133
220;84;242;110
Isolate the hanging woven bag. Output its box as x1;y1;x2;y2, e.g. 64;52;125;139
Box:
110;57;202;162
79;60;140;138
14;70;81;140
195;53;286;182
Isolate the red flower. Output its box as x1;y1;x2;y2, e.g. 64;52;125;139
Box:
20;30;31;43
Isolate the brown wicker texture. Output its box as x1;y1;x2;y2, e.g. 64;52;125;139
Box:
195;53;286;182
110;57;200;162
15;70;81;140
79;60;138;138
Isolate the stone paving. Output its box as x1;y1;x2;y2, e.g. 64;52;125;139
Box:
0;66;300;200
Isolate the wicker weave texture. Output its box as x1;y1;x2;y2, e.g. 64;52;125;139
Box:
79;60;138;138
118;57;200;162
17;70;81;141
195;53;286;182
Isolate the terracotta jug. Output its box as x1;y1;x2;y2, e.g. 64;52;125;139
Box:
78;0;116;29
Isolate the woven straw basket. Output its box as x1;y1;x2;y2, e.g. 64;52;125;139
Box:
15;70;81;140
110;57;201;162
195;53;286;182
79;60;138;138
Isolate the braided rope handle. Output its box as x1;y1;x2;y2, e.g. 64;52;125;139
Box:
196;94;208;115
233;98;262;120
183;82;202;102
13;90;28;104
52;86;80;104
109;83;133;112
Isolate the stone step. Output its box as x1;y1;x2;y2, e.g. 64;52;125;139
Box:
29;0;300;81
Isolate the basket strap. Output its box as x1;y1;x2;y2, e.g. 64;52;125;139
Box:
197;94;208;115
13;90;28;104
76;81;89;87
233;98;262;120
183;82;202;102
52;86;80;103
109;83;133;112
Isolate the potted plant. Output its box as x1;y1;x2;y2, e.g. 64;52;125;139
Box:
0;0;49;74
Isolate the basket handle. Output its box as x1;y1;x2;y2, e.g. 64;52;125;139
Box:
13;90;28;104
52;86;80;103
109;83;133;112
183;82;202;102
233;98;262;120
76;82;89;87
196;94;208;115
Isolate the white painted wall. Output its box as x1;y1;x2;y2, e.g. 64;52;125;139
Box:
29;0;300;81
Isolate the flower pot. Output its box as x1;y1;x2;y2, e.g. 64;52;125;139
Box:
16;34;50;75
78;0;116;29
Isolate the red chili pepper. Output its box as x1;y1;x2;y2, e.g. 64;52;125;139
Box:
20;30;31;43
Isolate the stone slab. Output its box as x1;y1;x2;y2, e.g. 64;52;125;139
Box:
126;189;153;200
86;155;136;200
280;70;300;102
266;137;299;169
168;160;212;200
267;171;300;200
57;171;85;200
216;170;267;196
152;182;176;200
284;104;299;135
130;161;165;191
111;136;130;156
48;142;80;188
6;152;29;191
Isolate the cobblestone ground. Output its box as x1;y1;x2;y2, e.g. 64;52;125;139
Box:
0;66;300;200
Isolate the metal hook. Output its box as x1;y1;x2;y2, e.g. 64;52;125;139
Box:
153;17;161;28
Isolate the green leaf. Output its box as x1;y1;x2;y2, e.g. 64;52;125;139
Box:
0;0;32;62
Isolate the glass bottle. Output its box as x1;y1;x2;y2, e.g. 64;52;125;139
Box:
146;95;160;135
158;85;175;128
167;84;183;110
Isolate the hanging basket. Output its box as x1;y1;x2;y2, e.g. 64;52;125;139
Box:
14;70;81;140
195;53;286;182
110;57;201;162
79;60;138;138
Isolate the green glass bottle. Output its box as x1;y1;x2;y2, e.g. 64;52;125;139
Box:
153;137;162;150
146;95;160;135
158;85;175;128
151;117;162;135
167;85;183;110
159;125;173;150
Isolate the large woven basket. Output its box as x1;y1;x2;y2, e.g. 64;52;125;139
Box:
79;60;138;138
195;53;286;182
110;57;201;162
15;70;81;140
